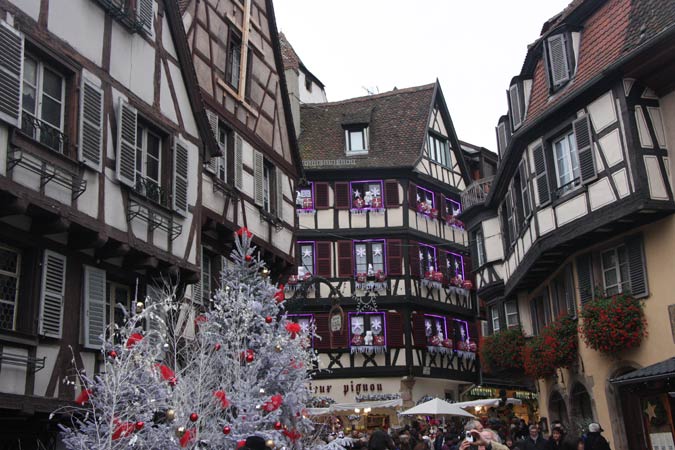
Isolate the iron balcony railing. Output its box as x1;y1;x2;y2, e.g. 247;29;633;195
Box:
461;176;494;211
21;112;68;154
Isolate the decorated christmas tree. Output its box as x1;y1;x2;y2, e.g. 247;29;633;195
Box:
57;227;340;449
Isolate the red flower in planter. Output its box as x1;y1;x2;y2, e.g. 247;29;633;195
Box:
373;335;385;346
287;275;298;285
351;334;364;346
432;271;444;283
285;321;302;339
236;227;253;238
580;293;646;356
462;280;474;290
479;327;526;373
375;270;387;282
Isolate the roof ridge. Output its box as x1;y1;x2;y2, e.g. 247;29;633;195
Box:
302;83;436;107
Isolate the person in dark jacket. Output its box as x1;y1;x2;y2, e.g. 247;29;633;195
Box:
584;423;610;450
369;428;396;450
519;425;547;450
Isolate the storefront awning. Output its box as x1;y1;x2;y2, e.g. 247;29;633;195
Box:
452;398;522;409
328;399;403;413
306;407;331;416
610;358;675;385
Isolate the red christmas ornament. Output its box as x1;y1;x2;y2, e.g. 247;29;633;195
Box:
265;316;273;324
222;426;231;435
245;350;255;363
236;227;253;238
214;343;221;351
262;394;284;412
112;421;135;440
285;321;302;339
125;332;143;349
237;440;247;448
75;389;91;405
245;255;252;262
168;377;177;387
274;289;285;304
108;350;117;359
274;421;282;430
214;390;230;408
135;421;144;431
189;413;198;422
180;428;195;448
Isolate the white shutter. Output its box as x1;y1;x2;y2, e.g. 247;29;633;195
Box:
39;251;66;338
116;98;137;187
496;123;507;155
83;266;106;349
200;249;210;305
137;0;153;36
0;21;24;128
145;284;165;349
275;169;284;219
254;150;264;206
78;78;104;171
234;134;243;189
205;110;218;173
547;34;570;87
173;137;189;216
509;84;522;129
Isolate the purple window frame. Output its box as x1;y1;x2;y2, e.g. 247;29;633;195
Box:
297;241;316;275
445;251;465;280
353;239;386;275
348;311;387;347
446;198;461;216
416;185;435;208
296;183;315;212
287;313;315;347
419;243;437;272
453;318;471;340
424;314;448;341
349;180;384;210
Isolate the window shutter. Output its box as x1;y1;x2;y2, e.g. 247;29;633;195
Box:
173;138;189;216
408;242;420;277
519;160;532;218
505;190;516;241
386;312;404;348
314;182;329;209
0;21;23;128
39;250;66;338
533;145;550;206
205;110;218;173
500;206;511;255
78;78;104;171
437;251;447;275
412;313;426;348
573;116;596;184
408;182;417;210
137;0;153;35
337;241;353;277
334;182;350;209
547;34;570;87
253;150;264;206
565;266;576;315
83;266;106;349
511;181;524;227
470;231;479;269
438;195;447;219
530;300;540;335
313;313;330;350
509;84;522;129
275;170;284;218
386;239;403;276
626;235;648;298
316;241;331;277
234;134;243;189
576;253;594;305
496;123;507;155
116;99;137;187
384;180;399;207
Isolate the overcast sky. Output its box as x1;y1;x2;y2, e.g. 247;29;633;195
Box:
273;0;571;151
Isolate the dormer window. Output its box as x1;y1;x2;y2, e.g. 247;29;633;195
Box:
508;80;525;130
495;115;511;157
428;132;449;166
345;125;368;154
545;33;575;92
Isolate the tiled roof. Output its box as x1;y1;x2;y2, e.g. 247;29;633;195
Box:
299;84;436;170
279;32;300;71
611;358;675;384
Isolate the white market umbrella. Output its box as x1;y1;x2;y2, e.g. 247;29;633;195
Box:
400;398;476;418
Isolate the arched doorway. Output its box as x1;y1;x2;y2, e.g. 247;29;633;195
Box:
549;390;569;428
570;383;594;432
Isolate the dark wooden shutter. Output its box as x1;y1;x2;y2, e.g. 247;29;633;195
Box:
408;242;420;277
334;182;350;209
500;206;511;254
519;160;531;218
505;190;516;241
386;239;403;276
314;182;329;209
173;138;189;215
333;316;349;348
384;180;399;207
574;116;596;184
314;313;330;350
316;241;331;278
512;181;524;227
533;145;551;205
547;34;570;87
626;235;648;298
438;195;447;219
386;312;404;348
0;21;23;128
116;99;137;187
78;78;104;171
412;313;426;348
337;241;353;277
137;0;153;35
234;134;243;189
408;182;417;210
576;253;594;305
437;251;447;276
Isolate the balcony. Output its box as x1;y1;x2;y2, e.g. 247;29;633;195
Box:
461;176;493;211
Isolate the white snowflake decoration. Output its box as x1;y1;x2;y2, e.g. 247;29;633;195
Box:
356;247;367;258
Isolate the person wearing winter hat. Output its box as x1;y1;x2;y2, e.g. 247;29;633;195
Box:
584;424;610;450
243;436;268;450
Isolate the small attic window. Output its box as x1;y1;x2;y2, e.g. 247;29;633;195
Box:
545;33;575;92
345;125;369;154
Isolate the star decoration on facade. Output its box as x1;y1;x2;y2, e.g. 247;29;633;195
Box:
419;251;424;260
645;402;658;421
372;247;382;257
353;189;361;198
370;186;380;196
302;248;312;259
416;193;421;203
356;247;367;258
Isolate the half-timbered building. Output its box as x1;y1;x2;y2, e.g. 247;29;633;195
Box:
0;0;218;446
286;77;480;412
180;0;301;303
461;1;675;448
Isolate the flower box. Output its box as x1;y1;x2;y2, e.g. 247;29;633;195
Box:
580;293;645;356
422;271;443;290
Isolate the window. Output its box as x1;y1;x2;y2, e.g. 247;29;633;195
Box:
505;191;517;244
296;184;314;212
505;300;519;328
490;306;500;333
0;245;21;331
530;290;551;335
349;312;385;348
263;162;272;213
201;249;212;304
428;133;448;166
21;55;66;153
509;82;524;130
552;266;576;317
354;240;385;275
299;242;315;276
225;30;242;91
553;131;580;194
106;282;131;343
475;229;486;268
601;245;630;296
135;123;162;203
445;251;465;280
415;186;435;213
424;315;448;345
445;198;461;217
345;126;368;154
546;33;573;91
216;120;228;182
419;244;437;274
350;180;383;210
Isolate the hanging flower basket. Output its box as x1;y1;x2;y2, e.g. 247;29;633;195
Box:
580;293;646;356
446;215;465;229
417;202;436;220
523;315;578;379
480;327;526;373
422;271;443;290
355;272;386;291
350;198;366;215
370;197;385;214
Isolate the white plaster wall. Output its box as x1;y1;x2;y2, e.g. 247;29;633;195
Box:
34;344;60;397
110;23;155;105
48;0;104;66
297;71;327;104
598;129;623;167
411;378;459;404
161;15;178;60
587;91;617;133
104;172;128;232
613;168;631;198
482;217;504;262
388;208;403;227
0;346;27;394
555;193;587;227
588;177;616;210
168;61;199;137
660;90;675;191
537;207;555;235
9;0;40;20
0;126;8;175
160;64;179;125
644;155;669;200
